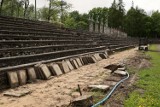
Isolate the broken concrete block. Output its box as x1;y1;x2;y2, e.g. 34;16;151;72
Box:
105;51;109;57
39;64;52;80
66;60;74;70
4;89;31;97
17;70;27;86
88;85;110;92
93;54;102;61
34;63;43;79
72;59;79;69
48;63;63;76
117;67;126;71
91;56;97;63
79;57;85;65
99;53;108;59
76;58;83;67
87;56;95;63
71;95;93;107
114;70;127;76
27;67;37;82
57;61;70;73
7;71;19;88
81;57;88;65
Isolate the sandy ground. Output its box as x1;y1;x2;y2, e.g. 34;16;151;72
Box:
0;48;137;107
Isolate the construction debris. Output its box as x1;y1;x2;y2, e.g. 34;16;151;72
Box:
88;85;110;92
34;64;52;80
27;67;37;82
3;89;31;97
114;70;127;76
71;95;93;107
7;71;19;88
17;70;27;86
48;63;63;76
57;60;70;73
66;60;74;70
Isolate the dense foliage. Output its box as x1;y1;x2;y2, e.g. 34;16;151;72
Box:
0;0;160;37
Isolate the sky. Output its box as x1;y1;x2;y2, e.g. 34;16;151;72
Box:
30;0;160;14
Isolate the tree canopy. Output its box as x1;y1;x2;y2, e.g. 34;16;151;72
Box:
0;0;160;38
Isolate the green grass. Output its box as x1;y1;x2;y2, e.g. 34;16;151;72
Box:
124;45;160;107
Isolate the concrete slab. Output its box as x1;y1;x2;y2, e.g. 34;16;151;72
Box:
48;63;63;76
93;54;102;61
87;56;95;63
105;51;109;57
88;85;110;92
79;57;85;65
66;60;74;70
99;53;107;59
34;63;43;79
72;59;79;69
27;67;37;82
117;67;126;71
72;95;93;107
7;71;19;88
76;58;83;67
39;64;52;80
91;56;97;63
57;61;70;73
81;57;89;65
17;70;27;86
4;89;31;97
114;70;127;76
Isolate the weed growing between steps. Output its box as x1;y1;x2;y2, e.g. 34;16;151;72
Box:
124;45;160;107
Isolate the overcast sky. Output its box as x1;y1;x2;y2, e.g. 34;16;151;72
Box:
30;0;160;13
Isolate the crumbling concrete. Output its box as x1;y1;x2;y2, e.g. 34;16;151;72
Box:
7;71;19;88
48;63;63;76
71;95;93;107
27;67;37;82
17;70;27;85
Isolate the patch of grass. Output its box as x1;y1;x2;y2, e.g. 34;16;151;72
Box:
91;91;105;107
124;45;160;107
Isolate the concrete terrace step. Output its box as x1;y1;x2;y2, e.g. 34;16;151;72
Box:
0;34;87;40
0;46;106;67
0;44;100;58
0;26;66;34
112;45;135;52
0;30;71;36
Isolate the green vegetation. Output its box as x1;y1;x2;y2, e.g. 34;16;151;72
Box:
1;0;160;37
124;45;160;107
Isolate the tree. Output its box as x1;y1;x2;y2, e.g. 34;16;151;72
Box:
108;0;119;28
17;0;24;17
23;0;29;18
151;11;160;37
35;0;36;20
0;0;4;15
117;0;125;29
124;6;147;37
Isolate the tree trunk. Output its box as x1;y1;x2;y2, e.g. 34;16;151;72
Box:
24;0;29;18
48;0;51;21
0;0;4;15
11;0;14;16
17;3;20;17
35;0;37;20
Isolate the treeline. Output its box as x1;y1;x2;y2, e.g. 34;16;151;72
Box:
0;0;160;37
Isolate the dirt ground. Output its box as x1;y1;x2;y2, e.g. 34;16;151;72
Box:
105;51;151;107
0;48;137;107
